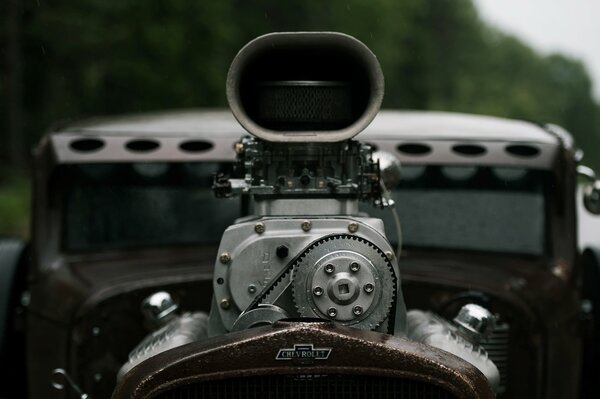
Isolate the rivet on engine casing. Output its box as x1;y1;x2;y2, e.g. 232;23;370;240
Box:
350;262;360;272
248;284;257;294
327;307;338;317
385;251;394;260
348;222;359;233
353;306;363;316
219;252;231;264
364;283;375;294
301;220;312;232
324;264;335;274
313;286;324;296
220;299;231;309
254;222;265;234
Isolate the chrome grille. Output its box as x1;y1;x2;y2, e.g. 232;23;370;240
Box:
152;374;456;399
481;322;510;393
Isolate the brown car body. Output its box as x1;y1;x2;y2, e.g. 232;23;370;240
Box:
11;109;591;398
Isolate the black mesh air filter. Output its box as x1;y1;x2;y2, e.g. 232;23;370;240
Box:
255;81;354;130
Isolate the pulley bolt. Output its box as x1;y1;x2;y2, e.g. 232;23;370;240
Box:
234;142;244;154
220;298;231;309
219;252;231;264
327;307;338;318
324;264;335;274
276;245;289;259
254;222;265;234
385;251;394;260
350;262;361;272
348;222;359;233
248;284;257;294
353;306;363;316
364;283;375;294
313;286;324;296
301;220;312;232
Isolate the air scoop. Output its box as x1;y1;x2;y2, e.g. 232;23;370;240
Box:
226;32;384;142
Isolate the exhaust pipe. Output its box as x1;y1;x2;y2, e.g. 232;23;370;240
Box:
226;32;384;142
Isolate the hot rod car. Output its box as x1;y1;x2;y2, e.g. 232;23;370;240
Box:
1;32;600;399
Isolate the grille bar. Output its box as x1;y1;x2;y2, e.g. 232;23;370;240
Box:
153;374;456;399
481;322;510;393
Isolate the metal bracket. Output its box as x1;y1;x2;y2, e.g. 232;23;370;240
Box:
51;368;91;399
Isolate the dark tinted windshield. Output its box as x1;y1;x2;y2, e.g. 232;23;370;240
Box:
63;162;549;256
363;166;550;256
62;162;241;251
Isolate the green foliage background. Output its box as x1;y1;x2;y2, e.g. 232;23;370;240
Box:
1;0;600;237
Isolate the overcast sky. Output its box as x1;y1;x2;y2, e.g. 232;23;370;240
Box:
473;0;600;100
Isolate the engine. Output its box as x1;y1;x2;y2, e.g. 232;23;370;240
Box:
114;32;500;396
206;31;405;336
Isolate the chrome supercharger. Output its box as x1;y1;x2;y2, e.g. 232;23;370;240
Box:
118;32;500;393
209;211;403;334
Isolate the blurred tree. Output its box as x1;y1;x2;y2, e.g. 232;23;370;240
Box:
0;0;599;170
3;0;25;167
